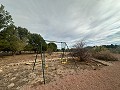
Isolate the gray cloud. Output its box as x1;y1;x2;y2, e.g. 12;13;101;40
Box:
0;0;120;46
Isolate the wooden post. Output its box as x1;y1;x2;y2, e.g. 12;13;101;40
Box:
41;42;45;84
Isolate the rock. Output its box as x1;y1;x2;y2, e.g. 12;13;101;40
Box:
97;64;101;66
51;67;56;70
6;66;10;68
38;77;44;82
14;69;17;71
57;69;64;75
28;73;36;79
45;64;48;68
92;66;96;70
16;86;20;89
0;69;3;73
22;78;28;82
8;63;15;66
15;73;19;77
11;77;16;81
5;73;12;77
16;63;20;65
25;63;32;65
7;83;14;88
61;61;67;64
30;77;44;84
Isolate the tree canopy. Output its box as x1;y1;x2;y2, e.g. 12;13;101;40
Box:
0;25;26;52
26;33;47;52
47;43;57;52
0;4;13;30
0;4;48;55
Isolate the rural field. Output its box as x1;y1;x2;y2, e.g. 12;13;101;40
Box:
0;1;120;90
0;53;120;90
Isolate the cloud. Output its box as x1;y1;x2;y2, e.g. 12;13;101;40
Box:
0;0;120;46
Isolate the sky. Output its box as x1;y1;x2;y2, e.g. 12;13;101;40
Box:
0;0;120;47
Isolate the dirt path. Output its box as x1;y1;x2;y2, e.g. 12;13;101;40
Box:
21;61;120;90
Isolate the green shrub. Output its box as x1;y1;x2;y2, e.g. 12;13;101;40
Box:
93;46;108;52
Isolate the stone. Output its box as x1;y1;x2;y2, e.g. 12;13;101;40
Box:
14;69;17;71
92;66;96;70
61;61;67;64
30;77;44;84
97;64;101;66
45;64;49;68
22;78;28;82
16;86;20;89
25;63;32;65
51;67;56;70
57;69;64;75
28;73;36;79
11;77;16;81
7;83;14;88
8;63;15;66
6;73;12;77
0;69;3;73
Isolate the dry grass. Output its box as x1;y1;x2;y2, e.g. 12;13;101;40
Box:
92;50;118;61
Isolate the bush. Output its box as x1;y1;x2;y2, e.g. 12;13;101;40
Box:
109;47;120;54
93;46;108;52
93;50;118;61
70;41;90;62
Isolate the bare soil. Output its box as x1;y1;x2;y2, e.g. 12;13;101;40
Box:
0;53;119;90
24;61;120;90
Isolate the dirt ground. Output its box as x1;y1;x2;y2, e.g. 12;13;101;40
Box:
0;53;120;90
22;60;120;90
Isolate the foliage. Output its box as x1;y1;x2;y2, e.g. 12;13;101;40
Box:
102;44;118;49
92;45;120;54
48;43;57;51
92;45;118;61
0;25;26;53
93;46;108;52
0;4;13;30
27;33;47;52
0;4;47;55
108;45;120;54
17;26;30;42
47;43;57;55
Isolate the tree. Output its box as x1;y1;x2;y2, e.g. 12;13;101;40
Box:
47;43;57;55
47;43;57;51
17;26;30;53
93;46;107;52
0;25;26;54
17;26;29;42
27;33;47;52
70;41;90;61
0;4;47;55
0;4;13;31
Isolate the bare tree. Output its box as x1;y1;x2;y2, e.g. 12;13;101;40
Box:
71;40;90;61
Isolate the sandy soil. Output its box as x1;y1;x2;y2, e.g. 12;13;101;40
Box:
0;53;119;90
0;53;104;90
21;61;120;90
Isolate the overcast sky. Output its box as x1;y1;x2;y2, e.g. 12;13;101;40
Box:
0;0;120;47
